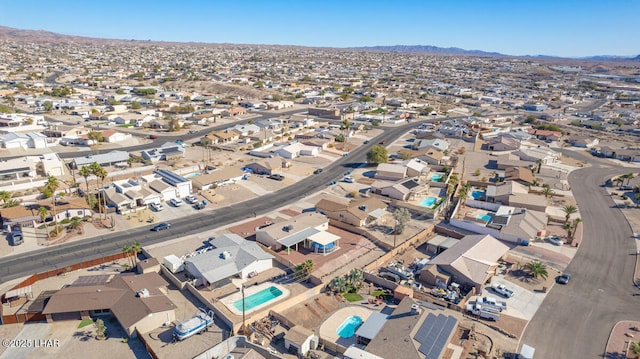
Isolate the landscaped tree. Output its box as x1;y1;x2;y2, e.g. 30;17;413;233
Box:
3;199;20;208
122;245;133;268
458;183;471;206
43;100;53;112
542;186;554;198
45;176;60;226
339;119;351;150
90;163;108;219
562;205;578;223
87;131;104;144
366;145;388;164
524;261;548;280
347;269;363;290
630;341;640;356
328;276;348;294
38;206;50;238
624;172;635;185
536;159;543;174
393;208;411;234
295;260;315;281
563;221;574;241
79;165;92;199
131;241;142;265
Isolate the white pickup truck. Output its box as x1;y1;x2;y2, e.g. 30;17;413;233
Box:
478;296;507;311
466;302;500;321
491;283;515;298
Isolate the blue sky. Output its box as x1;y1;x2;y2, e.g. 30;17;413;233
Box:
1;0;638;57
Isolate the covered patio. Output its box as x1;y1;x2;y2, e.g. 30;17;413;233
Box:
280;228;341;256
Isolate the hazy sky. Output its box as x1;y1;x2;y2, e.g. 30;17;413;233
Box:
1;0;638;57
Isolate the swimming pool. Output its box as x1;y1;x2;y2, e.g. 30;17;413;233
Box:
233;286;283;312
471;190;485;200
430;173;443;182
184;172;200;178
419;196;438;207
336;316;363;338
476;213;492;222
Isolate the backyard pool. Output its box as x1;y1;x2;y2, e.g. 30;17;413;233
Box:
476;213;492;222
184;172;200;179
430;173;444;182
233;286;283;312
336;316;363;338
471;190;485;200
419;197;438;207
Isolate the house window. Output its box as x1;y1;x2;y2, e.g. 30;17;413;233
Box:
77;211;83;216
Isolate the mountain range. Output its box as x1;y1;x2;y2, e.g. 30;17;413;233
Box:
0;26;638;60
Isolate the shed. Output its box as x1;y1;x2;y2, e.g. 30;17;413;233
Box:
393;285;413;301
284;325;318;356
163;255;184;273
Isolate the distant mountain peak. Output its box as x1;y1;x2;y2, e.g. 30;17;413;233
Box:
352;45;505;57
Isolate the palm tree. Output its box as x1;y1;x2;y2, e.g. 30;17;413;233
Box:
563;221;574;241
448;172;459;187
79;165;92;199
347;269;363;290
630;341;640;356
131;241;142;265
541;186;554;198
625;172;635;185
38;206;50;238
91;163;108;219
296;259;315;281
329;276;348;294
339;118;351;151
458;183;471;206
535;159;543;174
122;245;133;268
524;261;548;280
3;199;20;208
45;176;60;226
0;190;11;205
615;177;624;187
562;205;578;223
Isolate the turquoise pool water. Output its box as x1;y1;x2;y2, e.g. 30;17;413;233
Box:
184;173;200;178
233;286;283;312
431;173;443;182
336;316;363;338
471;190;485;200
476;213;492;222
420;197;438;207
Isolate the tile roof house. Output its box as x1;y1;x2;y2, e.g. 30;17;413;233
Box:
246;157;283;175
315;196;388;227
486;181;548;212
256;212;340;254
420;234;510;290
184;233;274;288
0;198;92;229
504;166;535;186
371;178;430;201
42;272;176;338
375;163;407;181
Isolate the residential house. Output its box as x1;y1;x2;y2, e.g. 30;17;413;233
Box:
364;297;458;359
208;130;239;144
249;129;277;144
404;159;430;178
513;146;560;165
485;181;547;212
315;196;389;227
184;233;274;288
229;124;261;137
255;212;340;254
375;163;407;181
42;272;176;338
371;178;429;201
147;180;177;202
567;136;599;148
101;129;132;143
0;132;49;149
411;138;450;152
420;234;510;291
153;169;192;198
486;136;520;152
43;124;91;138
274;143;320;159
191;167;245;190
415;148;446;166
222;107;246;117
504;166;535;186
528;129;562;142
141;143;186;162
70;150;130;169
451;205;547;244
246;157;283;175
104;188;137;213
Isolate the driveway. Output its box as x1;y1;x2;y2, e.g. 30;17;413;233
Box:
484;277;545;321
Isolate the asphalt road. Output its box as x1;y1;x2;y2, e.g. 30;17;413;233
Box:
0;121;412;284
521;152;640;358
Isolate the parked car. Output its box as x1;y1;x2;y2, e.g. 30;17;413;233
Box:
149;135;158;139
547;235;564;246
10;230;23;246
379;140;386;145
363;140;370;144
313;168;323;174
150;202;164;211
151;222;171;231
184;195;198;204
343;176;354;183
491;283;515;298
169;198;183;207
268;174;285;181
556;273;571;284
193;201;207;210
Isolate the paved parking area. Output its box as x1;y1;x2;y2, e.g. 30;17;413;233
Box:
484;276;546;320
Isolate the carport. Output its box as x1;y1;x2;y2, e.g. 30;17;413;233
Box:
426;235;459;254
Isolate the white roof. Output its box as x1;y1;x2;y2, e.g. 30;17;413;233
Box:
307;231;340;246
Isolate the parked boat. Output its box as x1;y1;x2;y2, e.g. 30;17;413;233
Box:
173;308;215;341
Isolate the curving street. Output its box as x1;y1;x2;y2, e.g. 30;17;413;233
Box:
521;152;640;358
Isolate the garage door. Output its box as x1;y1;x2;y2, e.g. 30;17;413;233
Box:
51;312;81;321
